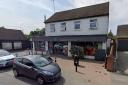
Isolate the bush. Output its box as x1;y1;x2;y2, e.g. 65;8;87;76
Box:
70;46;84;59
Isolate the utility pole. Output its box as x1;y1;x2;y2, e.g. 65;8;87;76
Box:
52;0;55;13
51;0;57;62
44;15;46;22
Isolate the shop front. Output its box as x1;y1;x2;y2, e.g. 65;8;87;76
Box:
71;41;102;59
44;35;107;59
32;35;107;60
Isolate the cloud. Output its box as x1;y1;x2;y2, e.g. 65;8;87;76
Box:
17;0;53;12
73;0;109;8
1;0;128;35
109;0;128;34
0;0;51;34
0;14;44;34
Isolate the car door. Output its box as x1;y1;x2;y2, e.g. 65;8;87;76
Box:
22;58;37;78
15;58;25;75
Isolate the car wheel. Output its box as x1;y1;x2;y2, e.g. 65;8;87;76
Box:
37;77;44;85
13;69;19;77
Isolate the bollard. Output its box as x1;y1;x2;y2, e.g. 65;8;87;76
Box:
74;61;78;72
55;57;57;62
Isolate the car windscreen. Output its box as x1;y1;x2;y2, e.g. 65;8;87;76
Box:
0;50;10;57
33;57;52;67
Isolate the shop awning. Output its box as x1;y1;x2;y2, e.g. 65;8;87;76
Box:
32;35;107;42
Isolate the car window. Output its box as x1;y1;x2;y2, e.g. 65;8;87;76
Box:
33;57;51;67
22;58;34;67
16;58;22;63
0;50;10;57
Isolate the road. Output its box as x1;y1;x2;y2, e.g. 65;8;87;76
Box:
0;67;65;85
1;51;127;85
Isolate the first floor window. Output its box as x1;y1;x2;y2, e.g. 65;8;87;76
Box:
90;19;97;30
50;24;55;32
61;22;66;31
74;21;80;30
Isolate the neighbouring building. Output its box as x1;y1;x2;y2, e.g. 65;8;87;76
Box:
0;27;29;50
116;25;128;74
32;2;109;60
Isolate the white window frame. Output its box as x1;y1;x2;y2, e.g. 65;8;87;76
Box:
61;22;66;31
90;19;97;30
74;21;80;30
50;24;55;32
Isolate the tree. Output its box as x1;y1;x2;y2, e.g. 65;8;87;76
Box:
39;28;45;36
29;28;45;38
108;30;114;38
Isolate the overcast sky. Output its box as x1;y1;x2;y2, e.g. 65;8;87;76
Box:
0;0;128;34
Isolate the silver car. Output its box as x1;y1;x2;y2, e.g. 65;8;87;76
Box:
0;49;15;68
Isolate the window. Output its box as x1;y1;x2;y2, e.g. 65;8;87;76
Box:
33;57;51;67
74;21;80;30
90;19;97;29
22;58;34;67
61;22;66;31
16;58;22;63
50;24;55;32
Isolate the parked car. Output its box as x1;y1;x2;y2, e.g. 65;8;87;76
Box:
0;49;15;68
13;55;61;85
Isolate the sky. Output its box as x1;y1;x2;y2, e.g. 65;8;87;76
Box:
0;0;128;34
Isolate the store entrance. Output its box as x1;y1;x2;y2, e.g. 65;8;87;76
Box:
53;41;68;55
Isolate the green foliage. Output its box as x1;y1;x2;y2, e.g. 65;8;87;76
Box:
108;30;114;38
70;46;84;58
29;28;45;38
108;30;117;39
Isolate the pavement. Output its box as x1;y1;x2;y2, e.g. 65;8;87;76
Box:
110;72;128;85
0;50;128;85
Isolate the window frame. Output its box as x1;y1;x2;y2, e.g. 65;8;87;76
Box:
50;24;55;32
16;58;23;63
90;19;97;30
60;22;66;32
22;58;35;67
74;21;81;30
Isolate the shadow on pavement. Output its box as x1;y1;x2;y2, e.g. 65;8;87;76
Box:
77;71;85;75
51;54;72;61
47;76;65;85
81;59;104;64
16;77;38;85
0;67;12;73
78;65;85;68
15;76;65;85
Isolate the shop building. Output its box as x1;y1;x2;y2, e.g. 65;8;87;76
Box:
32;2;109;60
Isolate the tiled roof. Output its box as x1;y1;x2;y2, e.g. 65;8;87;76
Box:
45;2;109;23
117;25;128;38
0;27;27;40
